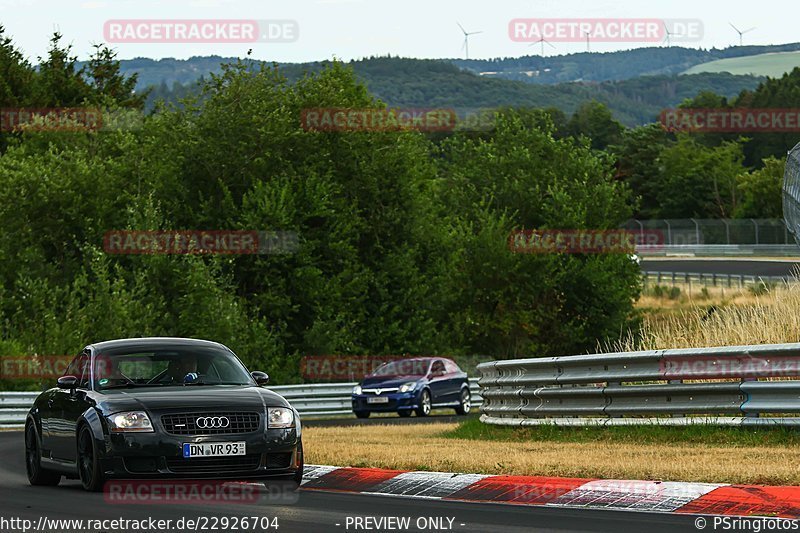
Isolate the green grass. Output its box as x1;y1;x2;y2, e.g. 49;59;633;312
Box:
442;416;800;446
684;51;800;77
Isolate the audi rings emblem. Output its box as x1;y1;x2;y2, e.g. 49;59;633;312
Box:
196;416;230;429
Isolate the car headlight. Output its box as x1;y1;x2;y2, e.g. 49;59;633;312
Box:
352;385;362;395
267;407;294;428
107;411;154;432
399;382;417;393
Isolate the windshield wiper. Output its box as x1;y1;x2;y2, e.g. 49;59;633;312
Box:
101;382;169;389
183;381;247;386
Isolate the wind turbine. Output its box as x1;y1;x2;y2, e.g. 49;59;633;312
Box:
529;36;556;57
457;22;482;60
583;30;591;52
729;22;755;46
663;22;681;47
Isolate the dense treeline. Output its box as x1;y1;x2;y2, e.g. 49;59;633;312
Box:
0;32;640;382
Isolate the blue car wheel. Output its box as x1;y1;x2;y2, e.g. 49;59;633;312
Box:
415;389;431;417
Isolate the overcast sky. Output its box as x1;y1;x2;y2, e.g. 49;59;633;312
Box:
1;0;797;63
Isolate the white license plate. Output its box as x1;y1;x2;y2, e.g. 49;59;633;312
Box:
183;442;246;458
367;396;389;404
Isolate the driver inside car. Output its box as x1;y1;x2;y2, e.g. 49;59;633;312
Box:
163;354;200;383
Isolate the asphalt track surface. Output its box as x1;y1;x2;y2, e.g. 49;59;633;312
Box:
0;432;705;533
641;259;800;278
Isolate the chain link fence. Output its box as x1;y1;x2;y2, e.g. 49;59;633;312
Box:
784;141;800;245
621;218;792;245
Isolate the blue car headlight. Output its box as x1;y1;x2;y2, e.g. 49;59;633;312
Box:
399;382;417;393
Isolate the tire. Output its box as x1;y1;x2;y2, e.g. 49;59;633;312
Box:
398;410;412;418
455;388;471;415
354;411;370;419
415;389;431;417
77;425;105;492
292;439;304;486
25;423;60;486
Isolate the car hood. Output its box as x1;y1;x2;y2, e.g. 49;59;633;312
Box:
96;385;291;414
361;375;424;388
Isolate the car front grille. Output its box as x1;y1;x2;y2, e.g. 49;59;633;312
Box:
362;387;399;394
166;455;261;473
161;412;261;435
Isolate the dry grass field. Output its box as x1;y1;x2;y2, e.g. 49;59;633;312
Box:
303;421;800;485
620;281;800;351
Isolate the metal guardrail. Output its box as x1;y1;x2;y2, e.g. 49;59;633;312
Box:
643;271;789;288
0;380;483;428
636;244;800;257
477;343;800;426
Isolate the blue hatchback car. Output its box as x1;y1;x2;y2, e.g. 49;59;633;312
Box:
351;357;471;418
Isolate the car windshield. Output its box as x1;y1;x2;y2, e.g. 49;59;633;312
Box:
93;346;253;390
370;360;430;378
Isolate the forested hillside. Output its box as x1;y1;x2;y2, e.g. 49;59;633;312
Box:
146;58;762;126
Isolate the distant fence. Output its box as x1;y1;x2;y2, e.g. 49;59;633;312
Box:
0;380;483;428
623;219;793;245
477;343;800;426
636;244;799;257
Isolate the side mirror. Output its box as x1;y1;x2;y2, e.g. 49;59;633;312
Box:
251;371;270;386
57;375;78;390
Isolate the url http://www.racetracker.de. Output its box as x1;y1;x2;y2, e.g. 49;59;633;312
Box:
0;515;281;532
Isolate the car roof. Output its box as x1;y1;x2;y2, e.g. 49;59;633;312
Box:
88;337;230;353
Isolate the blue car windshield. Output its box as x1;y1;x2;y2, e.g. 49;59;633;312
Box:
370;360;429;377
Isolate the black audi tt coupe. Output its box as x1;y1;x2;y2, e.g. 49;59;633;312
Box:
24;337;303;491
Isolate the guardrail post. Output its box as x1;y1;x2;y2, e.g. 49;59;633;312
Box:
669;379;684;417
607;381;622;418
